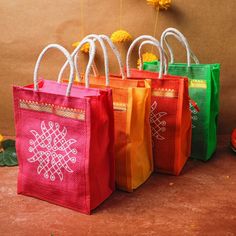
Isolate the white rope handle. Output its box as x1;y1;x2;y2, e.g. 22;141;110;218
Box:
99;34;126;79
33;44;74;97
164;31;200;64
73;34;126;84
76;34;109;85
138;40;167;79
138;40;168;76
73;34;125;82
160;28;193;67
57;34;109;86
126;35;164;78
73;39;96;88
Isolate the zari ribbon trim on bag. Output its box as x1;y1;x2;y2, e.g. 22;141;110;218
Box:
189;80;207;89
152;88;178;98
113;102;127;111
19;99;85;121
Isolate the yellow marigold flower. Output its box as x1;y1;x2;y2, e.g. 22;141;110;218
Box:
0;134;3;143
72;41;90;53
147;0;159;6
137;52;158;68
110;30;132;43
159;0;171;10
147;0;171;10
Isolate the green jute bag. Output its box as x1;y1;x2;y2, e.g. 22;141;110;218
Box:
142;28;220;161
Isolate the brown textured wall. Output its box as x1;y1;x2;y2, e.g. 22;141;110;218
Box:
0;0;235;135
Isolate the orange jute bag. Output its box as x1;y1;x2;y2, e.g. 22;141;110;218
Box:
60;34;153;192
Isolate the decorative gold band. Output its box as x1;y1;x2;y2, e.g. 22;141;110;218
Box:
152;88;178;98
189;80;207;89
19;100;85;121
113;102;127;111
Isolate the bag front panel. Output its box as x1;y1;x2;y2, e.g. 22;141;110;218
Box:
151;79;180;174
13;87;91;213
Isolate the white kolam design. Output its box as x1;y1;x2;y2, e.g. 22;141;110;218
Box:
190;103;198;128
28;121;77;181
150;101;167;141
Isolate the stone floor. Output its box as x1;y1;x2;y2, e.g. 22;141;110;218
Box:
0;135;236;236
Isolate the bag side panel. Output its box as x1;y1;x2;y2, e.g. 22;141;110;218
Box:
206;64;220;159
89;90;115;210
129;86;153;190
175;79;191;174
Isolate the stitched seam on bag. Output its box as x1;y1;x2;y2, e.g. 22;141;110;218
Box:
152;89;178;98
189;80;207;89
19;99;85;121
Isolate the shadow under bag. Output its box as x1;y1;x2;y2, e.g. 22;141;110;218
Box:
13;43;115;214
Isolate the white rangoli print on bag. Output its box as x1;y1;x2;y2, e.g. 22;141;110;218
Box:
190;103;198;128
150;101;167;141
28;121;77;181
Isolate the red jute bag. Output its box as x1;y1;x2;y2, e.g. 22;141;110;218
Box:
13;42;115;214
126;36;192;175
60;34;153;192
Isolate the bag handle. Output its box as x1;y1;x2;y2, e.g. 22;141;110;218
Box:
163;32;199;65
160;27;199;67
58;34;109;85
161;28;191;66
99;34;126;79
74;39;96;88
126;35;164;78
73;34;126;84
33;44;75;96
138;40;168;75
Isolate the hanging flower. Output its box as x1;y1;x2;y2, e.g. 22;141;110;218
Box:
72;41;90;53
147;0;171;10
159;0;171;10
137;52;158;68
110;30;132;43
147;0;159;6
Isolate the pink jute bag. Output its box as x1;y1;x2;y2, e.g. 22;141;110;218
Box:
13;41;115;214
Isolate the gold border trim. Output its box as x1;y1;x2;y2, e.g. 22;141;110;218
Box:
19;100;85;121
189;80;207;89
113;102;127;111
152;88;178;98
